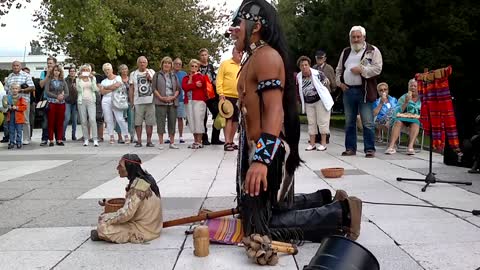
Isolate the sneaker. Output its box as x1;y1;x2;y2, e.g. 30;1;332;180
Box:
164;139;170;144
317;145;327;151
1;138;9;143
8;144;14;149
384;148;396;155
135;142;143;147
346;196;362;240
40;141;47;146
57;141;65;146
49;142;54;147
406;148;415;155
83;140;89;146
333;190;348;201
94;140;99;147
179;138;185;144
22;140;30;145
146;142;154;147
72;136;77;141
305;144;316;151
158;145;164;150
17;144;22;149
169;143;179;149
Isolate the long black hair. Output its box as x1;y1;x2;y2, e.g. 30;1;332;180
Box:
122;154;160;197
239;0;302;175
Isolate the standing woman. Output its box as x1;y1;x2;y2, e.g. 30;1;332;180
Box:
119;64;135;142
77;64;99;146
182;59;207;149
100;63;130;144
45;65;69;146
296;56;334;151
152;56;180;149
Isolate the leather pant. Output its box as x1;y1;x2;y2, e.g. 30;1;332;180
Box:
270;190;345;243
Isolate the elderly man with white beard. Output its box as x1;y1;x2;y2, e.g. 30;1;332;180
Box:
336;25;383;158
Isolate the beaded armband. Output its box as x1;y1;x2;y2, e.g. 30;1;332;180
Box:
256;79;283;93
252;133;282;166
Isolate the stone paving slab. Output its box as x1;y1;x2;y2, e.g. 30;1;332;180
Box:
372;217;480;245
54;250;180;270
0;227;91;251
175;246;297;270
402;242;480;270
0;127;479;270
0;251;69;270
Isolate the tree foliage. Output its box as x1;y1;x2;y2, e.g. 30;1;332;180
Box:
0;0;30;27
29;39;44;55
34;0;230;71
277;0;479;100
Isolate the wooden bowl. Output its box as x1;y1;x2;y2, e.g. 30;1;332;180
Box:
104;198;125;213
320;167;345;178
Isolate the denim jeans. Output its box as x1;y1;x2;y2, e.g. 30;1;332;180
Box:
63;103;78;139
41;109;49;142
343;86;375;153
8;113;23;145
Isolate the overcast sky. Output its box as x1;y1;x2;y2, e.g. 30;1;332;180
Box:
0;0;243;60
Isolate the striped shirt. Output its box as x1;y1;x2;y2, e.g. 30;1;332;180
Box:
5;71;34;102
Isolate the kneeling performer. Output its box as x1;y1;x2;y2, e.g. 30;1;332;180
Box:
231;0;362;243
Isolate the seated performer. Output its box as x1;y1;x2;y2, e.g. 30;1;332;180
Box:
91;154;163;243
230;0;362;243
385;79;422;155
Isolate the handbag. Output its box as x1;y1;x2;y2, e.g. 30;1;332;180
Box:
112;83;129;110
204;75;216;100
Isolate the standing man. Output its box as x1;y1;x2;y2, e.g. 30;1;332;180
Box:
39;56;57;146
173;58;187;144
216;47;242;151
336;26;383;158
198;48;224;145
4;61;35;145
129;56;156;147
64;67;78;141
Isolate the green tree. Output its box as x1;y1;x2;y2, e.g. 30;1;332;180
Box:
34;0;229;71
28;40;44;55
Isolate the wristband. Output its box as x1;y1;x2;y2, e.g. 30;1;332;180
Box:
252;133;282;166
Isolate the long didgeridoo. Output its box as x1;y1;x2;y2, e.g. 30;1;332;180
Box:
163;208;239;228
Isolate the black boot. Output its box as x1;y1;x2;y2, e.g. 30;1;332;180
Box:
287;190;332;211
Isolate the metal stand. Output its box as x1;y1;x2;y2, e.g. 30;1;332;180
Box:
396;69;472;192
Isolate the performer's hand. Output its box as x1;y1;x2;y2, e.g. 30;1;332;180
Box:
245;162;268;196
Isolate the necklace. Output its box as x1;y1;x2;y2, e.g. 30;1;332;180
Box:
241;40;267;66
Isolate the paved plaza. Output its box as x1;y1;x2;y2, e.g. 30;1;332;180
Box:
0;123;479;270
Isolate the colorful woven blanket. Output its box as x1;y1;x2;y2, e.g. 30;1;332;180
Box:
205;216;244;245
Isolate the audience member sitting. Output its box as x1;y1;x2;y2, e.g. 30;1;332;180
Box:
385;79;421;155
373;82;397;142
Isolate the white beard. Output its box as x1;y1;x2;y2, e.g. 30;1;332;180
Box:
351;42;364;52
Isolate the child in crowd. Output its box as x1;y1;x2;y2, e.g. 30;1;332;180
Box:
2;83;27;149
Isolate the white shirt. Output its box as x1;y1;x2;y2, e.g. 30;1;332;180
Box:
343;46;366;86
101;75;121;98
129;69;155;105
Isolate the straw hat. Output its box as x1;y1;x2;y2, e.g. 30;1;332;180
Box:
218;99;234;119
